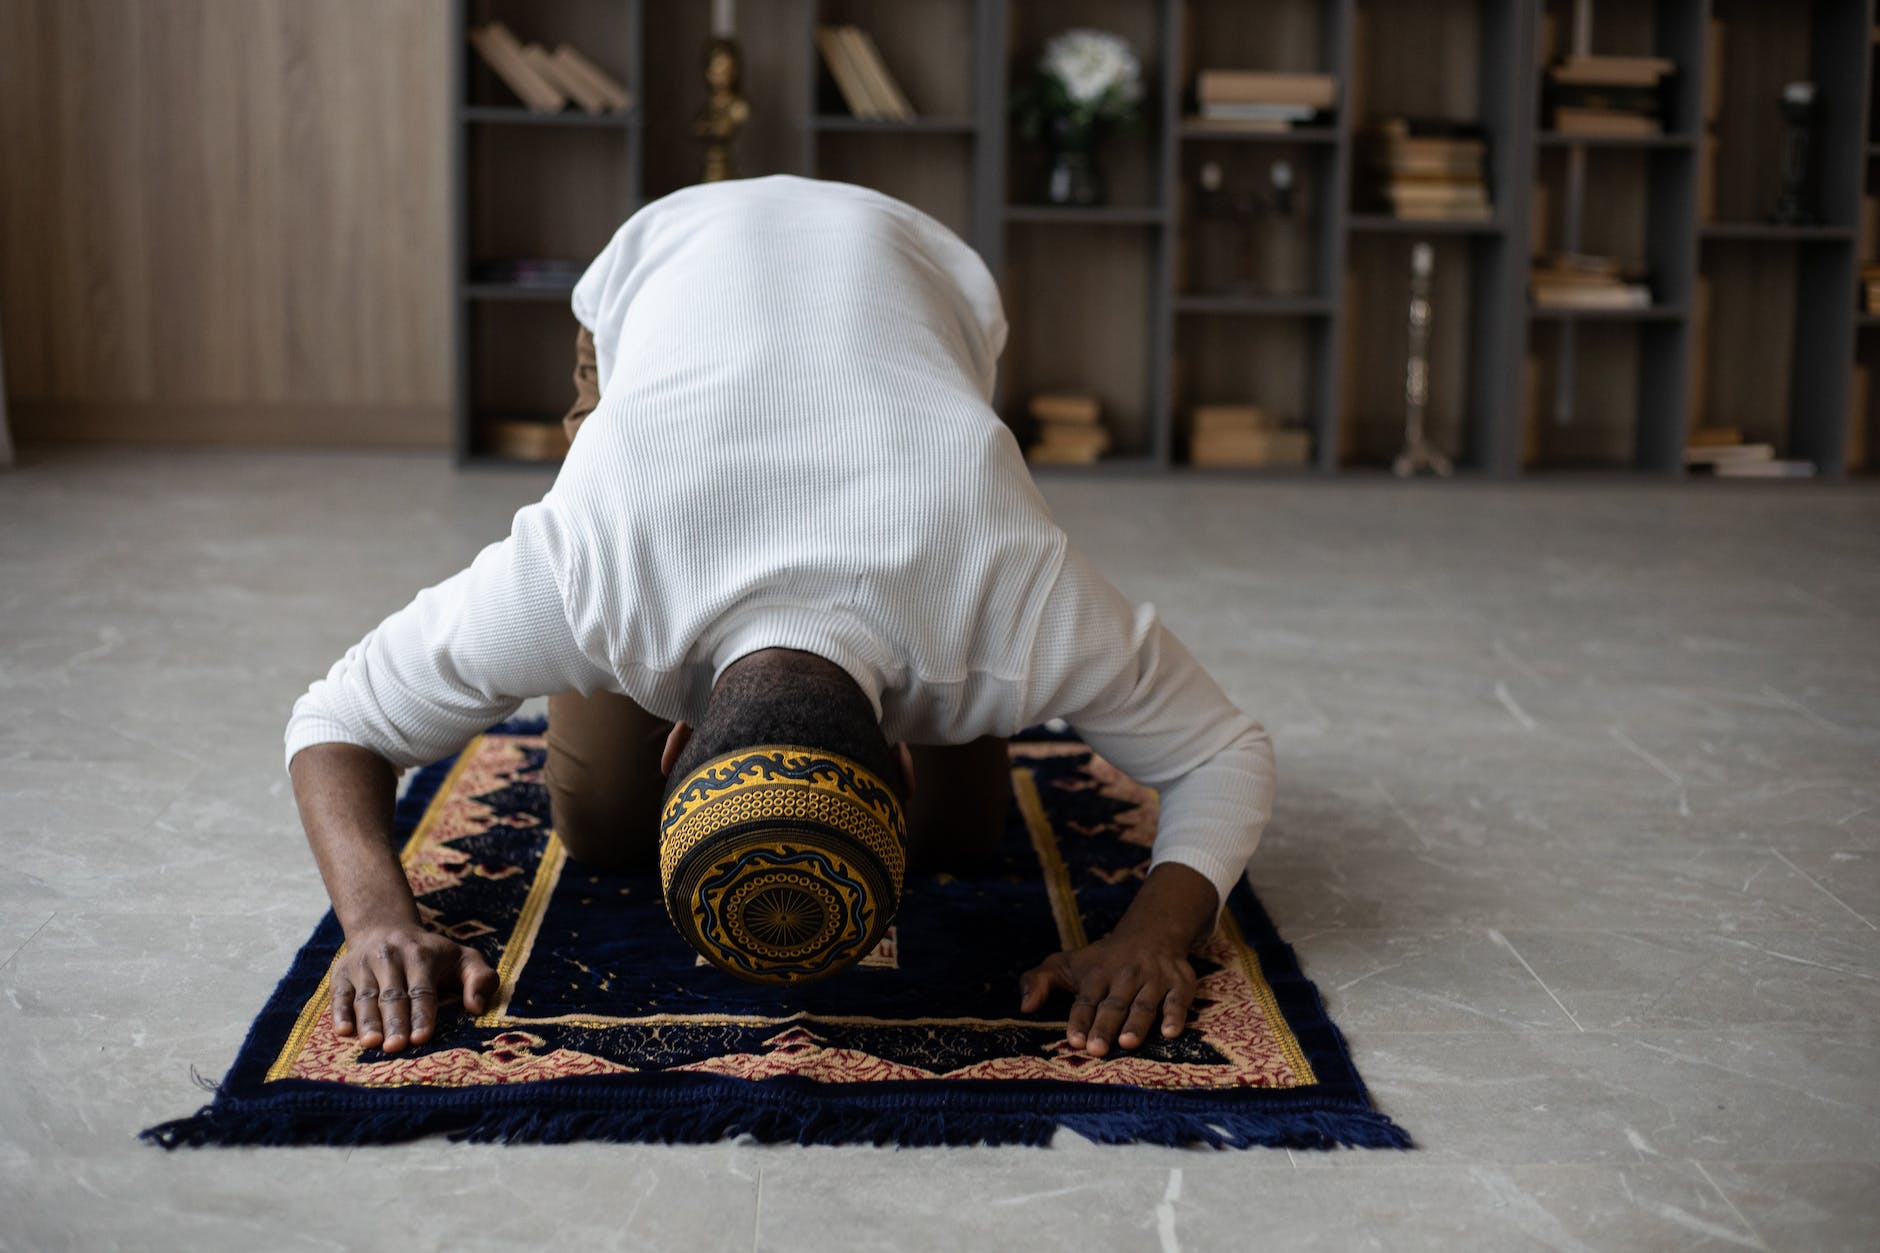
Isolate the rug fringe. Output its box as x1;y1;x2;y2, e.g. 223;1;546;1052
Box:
141;1095;1409;1152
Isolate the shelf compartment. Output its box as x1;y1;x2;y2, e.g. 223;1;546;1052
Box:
820;130;974;240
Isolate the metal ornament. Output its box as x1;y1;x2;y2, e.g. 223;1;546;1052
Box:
696;37;750;183
1394;242;1454;477
1772;81;1819;226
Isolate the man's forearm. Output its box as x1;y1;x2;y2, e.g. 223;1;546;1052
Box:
290;742;417;936
1115;861;1219;951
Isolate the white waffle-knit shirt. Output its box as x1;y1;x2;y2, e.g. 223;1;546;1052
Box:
286;176;1276;907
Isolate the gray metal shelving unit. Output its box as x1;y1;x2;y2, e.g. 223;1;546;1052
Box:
448;0;1877;479
450;0;644;465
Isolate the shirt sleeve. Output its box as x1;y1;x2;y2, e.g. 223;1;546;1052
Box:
1025;546;1277;911
284;502;615;772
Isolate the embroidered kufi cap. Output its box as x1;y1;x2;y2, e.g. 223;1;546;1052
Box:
659;746;907;984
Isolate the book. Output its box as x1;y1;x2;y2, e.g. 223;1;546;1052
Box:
1030;392;1101;424
1687;426;1741;448
1549;83;1665;115
1713;459;1817;478
1684;441;1774;465
1362;118;1491;220
817;26;881;118
845;27;914;120
552;45;632;112
1028;421;1112;463
487;417;570;462
469;22;565;113
1184;116;1303;134
1027;443;1108;465
1198;102;1319;123
1191;404;1276;435
1190;427;1311;468
1550;55;1675;87
1531;283;1651;309
524;44;602;114
1194;70;1338;110
1553;107;1663;137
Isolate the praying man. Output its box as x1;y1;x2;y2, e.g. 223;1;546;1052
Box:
288;175;1275;1062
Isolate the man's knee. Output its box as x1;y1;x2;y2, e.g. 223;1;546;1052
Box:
549;784;659;872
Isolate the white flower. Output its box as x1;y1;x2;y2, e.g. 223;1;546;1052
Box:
1041;28;1141;109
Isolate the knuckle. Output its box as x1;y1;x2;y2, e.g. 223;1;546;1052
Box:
1098;995;1131;1012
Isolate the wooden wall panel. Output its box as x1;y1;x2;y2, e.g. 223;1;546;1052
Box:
0;0;451;446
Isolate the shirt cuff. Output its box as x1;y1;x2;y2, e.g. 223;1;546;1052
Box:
283;712;374;773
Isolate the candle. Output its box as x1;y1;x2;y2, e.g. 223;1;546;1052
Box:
711;0;735;39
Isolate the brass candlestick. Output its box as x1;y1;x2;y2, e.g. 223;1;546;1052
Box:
695;37;750;183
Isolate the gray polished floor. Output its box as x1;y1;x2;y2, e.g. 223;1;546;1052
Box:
2;447;1877;1252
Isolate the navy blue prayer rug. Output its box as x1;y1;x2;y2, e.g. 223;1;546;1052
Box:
144;720;1411;1150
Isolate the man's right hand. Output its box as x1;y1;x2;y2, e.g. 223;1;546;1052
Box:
330;925;499;1054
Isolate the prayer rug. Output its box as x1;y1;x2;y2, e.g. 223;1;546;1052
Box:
145;721;1410;1149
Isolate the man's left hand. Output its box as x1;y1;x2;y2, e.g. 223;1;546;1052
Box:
1019;931;1198;1056
1018;861;1220;1055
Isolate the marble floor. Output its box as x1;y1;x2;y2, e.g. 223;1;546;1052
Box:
2;447;1877;1252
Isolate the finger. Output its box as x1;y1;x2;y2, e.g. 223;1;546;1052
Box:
331;972;357;1036
376;959;411;1054
1086;988;1136;1058
1117;982;1168;1050
354;975;384;1048
1162;971;1198;1038
1066;991;1098;1049
1018;959;1069;1013
461;949;499;1016
405;952;438;1044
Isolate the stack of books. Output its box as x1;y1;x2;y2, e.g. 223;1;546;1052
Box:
487;415;571;463
1684;428;1815;477
1361;118;1491;222
1026;393;1111;464
1530;253;1651;310
817;26;915;120
1189;71;1337;133
1188;405;1310;468
1862;263;1880;313
1545;55;1674;137
468;23;632;115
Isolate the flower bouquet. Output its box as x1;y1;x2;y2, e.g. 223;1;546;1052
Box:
1011;28;1144;206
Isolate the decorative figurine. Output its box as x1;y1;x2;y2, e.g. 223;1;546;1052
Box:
1771;81;1819;226
1393;242;1453;477
695;0;749;186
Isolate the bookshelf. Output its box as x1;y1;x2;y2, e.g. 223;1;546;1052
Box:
447;0;1878;480
452;0;644;464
